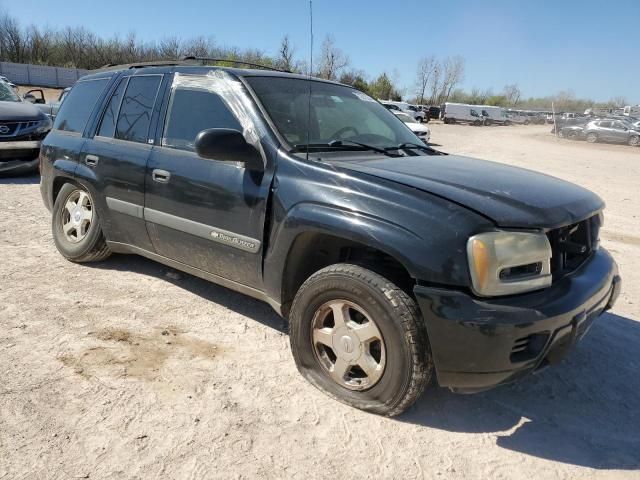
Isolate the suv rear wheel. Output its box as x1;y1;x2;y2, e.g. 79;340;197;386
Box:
289;264;433;416
52;183;111;263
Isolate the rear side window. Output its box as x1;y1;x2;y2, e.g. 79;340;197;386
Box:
53;78;109;134
162;88;242;152
115;75;162;143
97;77;127;138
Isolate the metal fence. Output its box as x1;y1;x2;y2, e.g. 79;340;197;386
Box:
0;62;89;88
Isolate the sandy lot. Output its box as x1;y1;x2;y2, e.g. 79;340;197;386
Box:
1;125;639;479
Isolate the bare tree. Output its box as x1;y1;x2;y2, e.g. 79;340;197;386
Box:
415;55;436;105
503;84;521;106
316;35;349;81
277;35;295;71
0;12;26;62
428;61;441;105
438;56;465;104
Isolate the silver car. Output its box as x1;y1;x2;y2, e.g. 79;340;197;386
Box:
583;119;640;146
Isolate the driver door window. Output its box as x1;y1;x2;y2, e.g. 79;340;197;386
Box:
162;88;242;151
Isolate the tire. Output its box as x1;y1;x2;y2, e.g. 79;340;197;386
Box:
505;120;511;126
443;117;450;124
524;120;530;125
52;183;111;263
289;264;433;417
628;135;639;147
416;116;423;123
586;132;598;143
485;119;492;126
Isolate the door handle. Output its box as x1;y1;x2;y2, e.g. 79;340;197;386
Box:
152;169;171;183
85;154;99;166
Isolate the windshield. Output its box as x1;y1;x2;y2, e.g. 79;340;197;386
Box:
395;112;416;123
246;77;419;150
0;81;21;102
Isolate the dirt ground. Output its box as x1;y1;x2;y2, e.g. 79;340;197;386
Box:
1;124;639;479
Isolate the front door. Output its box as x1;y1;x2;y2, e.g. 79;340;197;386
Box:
144;74;274;289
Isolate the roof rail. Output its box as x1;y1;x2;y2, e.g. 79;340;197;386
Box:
94;57;292;74
94;59;195;72
181;56;291;73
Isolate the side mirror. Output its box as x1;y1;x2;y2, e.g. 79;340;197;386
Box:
23;93;36;103
195;128;264;171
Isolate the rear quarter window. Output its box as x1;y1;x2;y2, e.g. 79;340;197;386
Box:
53;78;109;134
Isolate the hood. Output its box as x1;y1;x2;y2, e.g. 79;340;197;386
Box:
0;100;46;121
333;154;603;229
409;123;429;133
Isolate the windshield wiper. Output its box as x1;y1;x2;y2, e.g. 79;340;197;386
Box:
292;140;398;157
328;139;390;154
387;142;446;155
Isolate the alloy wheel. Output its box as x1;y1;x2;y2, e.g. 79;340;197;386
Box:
61;190;93;243
311;300;386;391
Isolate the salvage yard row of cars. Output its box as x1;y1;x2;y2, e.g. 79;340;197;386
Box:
557;115;640;147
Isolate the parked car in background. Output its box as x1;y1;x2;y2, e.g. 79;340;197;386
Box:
506;111;529;125
0;81;52;176
39;62;621;416
393;111;431;142
33;87;71;120
380;101;424;122
581;119;640;146
428;105;440;120
442;102;483;125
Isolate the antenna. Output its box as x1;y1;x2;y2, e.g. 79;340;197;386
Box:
306;0;313;161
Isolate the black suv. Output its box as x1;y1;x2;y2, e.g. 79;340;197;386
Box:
40;62;621;416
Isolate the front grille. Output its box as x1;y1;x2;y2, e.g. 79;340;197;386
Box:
0;121;40;138
546;214;600;280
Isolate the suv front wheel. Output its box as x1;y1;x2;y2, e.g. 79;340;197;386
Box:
52;183;111;263
289;264;433;416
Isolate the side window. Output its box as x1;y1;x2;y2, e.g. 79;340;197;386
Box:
598;121;611;128
96;77;128;138
53;78;109;133
115;75;162;143
162;87;242;152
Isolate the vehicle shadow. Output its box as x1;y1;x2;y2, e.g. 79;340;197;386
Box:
400;312;640;470
87;253;286;333
0;173;39;184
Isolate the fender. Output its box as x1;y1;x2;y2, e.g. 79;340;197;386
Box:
263;201;470;304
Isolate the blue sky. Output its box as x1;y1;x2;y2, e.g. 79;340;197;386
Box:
7;0;639;103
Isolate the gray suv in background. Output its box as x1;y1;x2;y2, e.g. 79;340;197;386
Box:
582;119;640;146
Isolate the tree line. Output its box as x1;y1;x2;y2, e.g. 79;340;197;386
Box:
0;8;626;110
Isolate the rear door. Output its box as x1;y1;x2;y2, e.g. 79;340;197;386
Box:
80;73;165;251
143;73;274;289
611;121;629;143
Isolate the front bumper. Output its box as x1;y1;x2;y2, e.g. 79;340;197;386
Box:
0;140;41;176
415;248;620;393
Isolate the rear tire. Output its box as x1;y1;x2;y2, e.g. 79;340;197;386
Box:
289;264;433;417
52;183;111;263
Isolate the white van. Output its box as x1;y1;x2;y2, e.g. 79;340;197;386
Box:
380;101;425;122
442;103;484;125
479;105;510;126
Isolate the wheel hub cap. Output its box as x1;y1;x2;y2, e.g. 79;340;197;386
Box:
311;300;386;391
61;190;93;243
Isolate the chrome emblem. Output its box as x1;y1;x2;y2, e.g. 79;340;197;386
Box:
0;125;9;134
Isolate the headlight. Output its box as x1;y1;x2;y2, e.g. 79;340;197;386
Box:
467;231;552;296
35;116;53;134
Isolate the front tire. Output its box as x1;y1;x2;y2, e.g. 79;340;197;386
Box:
586;132;598;143
289;264;433;416
52;183;111;263
629;135;639;147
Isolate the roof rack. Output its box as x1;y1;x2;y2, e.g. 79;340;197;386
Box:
95;57;291;74
181;56;291;73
